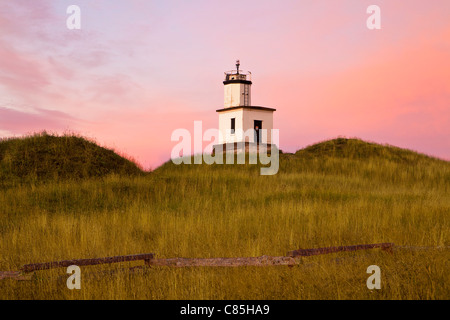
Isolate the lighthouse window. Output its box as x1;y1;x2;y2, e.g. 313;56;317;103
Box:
230;118;235;134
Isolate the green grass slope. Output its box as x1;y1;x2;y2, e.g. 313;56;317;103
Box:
0;135;449;299
295;137;441;163
0;132;143;185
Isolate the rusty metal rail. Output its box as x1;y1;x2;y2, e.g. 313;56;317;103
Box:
287;243;394;257
149;256;298;267
20;253;154;273
0;243;398;280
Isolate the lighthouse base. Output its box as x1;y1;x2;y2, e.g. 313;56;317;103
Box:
212;142;276;155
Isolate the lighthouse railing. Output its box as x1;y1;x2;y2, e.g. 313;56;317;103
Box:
224;70;252;81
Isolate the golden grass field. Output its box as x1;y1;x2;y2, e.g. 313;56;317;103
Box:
0;136;449;299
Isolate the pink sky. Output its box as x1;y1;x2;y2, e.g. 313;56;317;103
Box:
0;1;449;169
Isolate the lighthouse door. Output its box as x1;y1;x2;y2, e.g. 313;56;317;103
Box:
254;120;262;144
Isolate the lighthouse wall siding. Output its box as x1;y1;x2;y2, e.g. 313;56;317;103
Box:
224;83;251;108
218;109;274;144
218;109;244;144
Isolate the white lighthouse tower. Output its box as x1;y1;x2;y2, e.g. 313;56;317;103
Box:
214;60;276;153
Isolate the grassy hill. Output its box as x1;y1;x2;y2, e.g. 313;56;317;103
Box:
0;134;449;299
0;132;143;185
295;137;440;163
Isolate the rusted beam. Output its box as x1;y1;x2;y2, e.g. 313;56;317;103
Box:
15;243;395;275
20;253;154;273
0;271;33;281
149;255;298;267
287;243;394;257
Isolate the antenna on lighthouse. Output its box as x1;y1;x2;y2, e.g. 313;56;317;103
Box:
236;60;240;74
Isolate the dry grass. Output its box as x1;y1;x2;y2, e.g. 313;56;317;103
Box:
0;138;449;299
